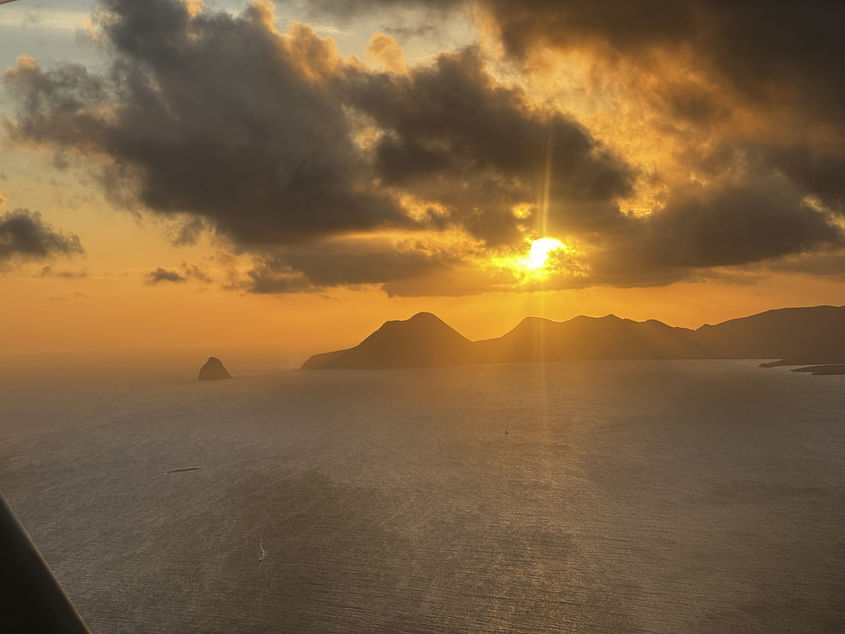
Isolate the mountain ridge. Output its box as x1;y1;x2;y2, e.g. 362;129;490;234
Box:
302;305;845;370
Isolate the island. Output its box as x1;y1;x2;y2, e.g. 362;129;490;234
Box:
302;305;845;372
198;357;232;380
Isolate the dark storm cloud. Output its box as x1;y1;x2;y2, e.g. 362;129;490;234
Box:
146;267;186;284
341;47;634;244
644;182;841;268
4;0;408;245
480;1;695;58
769;250;845;279
6;0;845;295
311;0;845;260
753;145;845;214
314;0;845;118
0;209;84;265
681;141;845;220
475;1;845;123
587;178;844;287
654;81;728;127
4;0;633;251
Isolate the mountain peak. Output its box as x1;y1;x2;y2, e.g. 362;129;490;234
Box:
375;312;456;337
398;312;446;327
303;311;473;369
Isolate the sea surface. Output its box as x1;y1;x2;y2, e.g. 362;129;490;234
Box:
1;360;845;632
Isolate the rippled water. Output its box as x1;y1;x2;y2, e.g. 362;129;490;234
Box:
2;360;845;632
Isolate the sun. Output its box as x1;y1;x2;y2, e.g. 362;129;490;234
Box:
521;237;566;270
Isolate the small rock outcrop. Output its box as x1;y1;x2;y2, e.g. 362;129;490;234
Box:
198;357;232;380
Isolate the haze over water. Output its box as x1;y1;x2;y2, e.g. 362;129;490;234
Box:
2;360;845;632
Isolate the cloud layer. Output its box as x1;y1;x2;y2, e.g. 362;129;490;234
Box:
4;0;845;294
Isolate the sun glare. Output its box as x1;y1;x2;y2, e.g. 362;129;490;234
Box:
522;237;565;270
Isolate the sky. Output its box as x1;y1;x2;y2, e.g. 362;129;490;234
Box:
2;0;845;367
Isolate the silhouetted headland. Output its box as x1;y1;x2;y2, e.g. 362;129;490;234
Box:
303;305;845;371
790;364;845;375
198;357;232;380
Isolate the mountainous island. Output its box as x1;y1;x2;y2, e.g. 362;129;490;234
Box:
198;357;232;380
302;305;845;372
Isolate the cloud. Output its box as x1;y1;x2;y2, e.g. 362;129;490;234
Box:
637;179;841;269
4;0;409;246
480;1;845;122
0;208;84;266
580;177;844;288
767;250;845;279
3;0;631;251
313;2;845;203
340;47;634;244
365;33;407;72
751;145;845;215
245;261;313;294
245;249;458;294
146;267;186;284
5;0;845;296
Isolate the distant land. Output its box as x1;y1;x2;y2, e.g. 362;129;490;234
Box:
790;364;845;376
198;357;232;380
303;305;845;372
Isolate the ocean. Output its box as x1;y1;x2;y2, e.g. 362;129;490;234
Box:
2;360;844;632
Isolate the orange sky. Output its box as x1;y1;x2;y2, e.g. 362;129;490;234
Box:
2;0;845;367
